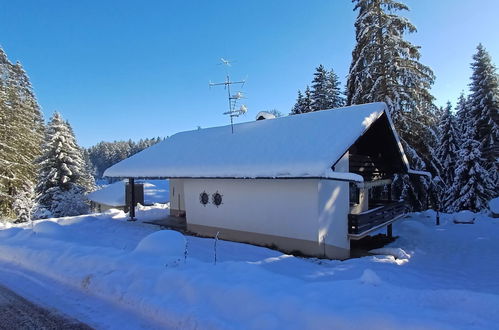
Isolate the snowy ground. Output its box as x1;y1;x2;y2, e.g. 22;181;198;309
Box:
0;206;498;329
0;282;90;329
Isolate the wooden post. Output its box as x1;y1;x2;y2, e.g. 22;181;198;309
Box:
128;177;136;221
387;224;393;238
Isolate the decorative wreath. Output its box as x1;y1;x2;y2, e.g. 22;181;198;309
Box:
199;191;209;206
212;191;223;207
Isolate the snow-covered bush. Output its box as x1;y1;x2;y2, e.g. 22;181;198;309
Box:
12;187;36;223
50;186;90;218
490;197;499;216
453;210;476;224
134;230;186;260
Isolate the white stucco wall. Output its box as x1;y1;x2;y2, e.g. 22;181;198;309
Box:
318;151;350;251
183;179;320;242
318;180;350;251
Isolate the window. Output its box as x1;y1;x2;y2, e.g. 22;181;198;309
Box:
212;192;223;207
199;191;209;206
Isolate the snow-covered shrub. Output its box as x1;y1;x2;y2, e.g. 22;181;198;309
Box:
134;230;186;258
12;187;35;223
32;206;52;220
453;210;476;224
50;186;90;218
489;197;499;216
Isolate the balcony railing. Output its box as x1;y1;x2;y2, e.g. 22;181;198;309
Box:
348;200;407;239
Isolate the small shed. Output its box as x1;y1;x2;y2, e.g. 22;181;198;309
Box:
104;102;425;259
87;180;169;212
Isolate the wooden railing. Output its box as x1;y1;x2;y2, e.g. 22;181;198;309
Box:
348;201;407;236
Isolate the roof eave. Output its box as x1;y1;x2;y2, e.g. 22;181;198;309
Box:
104;175;364;183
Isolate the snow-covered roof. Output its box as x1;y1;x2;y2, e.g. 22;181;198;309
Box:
104;102;409;180
87;180;169;206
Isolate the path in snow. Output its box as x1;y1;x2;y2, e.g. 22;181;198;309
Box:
0;262;170;330
0;283;91;329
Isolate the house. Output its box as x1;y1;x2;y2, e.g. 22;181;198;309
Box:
104;102;426;259
87;180;169;212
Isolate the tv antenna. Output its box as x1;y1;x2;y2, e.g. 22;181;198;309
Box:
209;58;247;133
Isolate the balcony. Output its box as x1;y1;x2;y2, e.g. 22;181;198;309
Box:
348;200;407;240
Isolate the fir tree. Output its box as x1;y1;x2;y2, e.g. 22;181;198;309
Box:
291;87;313;115
0;48;44;220
87;137;163;179
296;65;345;113
346;0;439;210
448;126;495;212
455;92;470;140
34;112;95;218
436;102;460;211
302;86;313;114
311;64;330;111
436;102;459;184
467;44;499;187
326;69;345;109
291;90;305;114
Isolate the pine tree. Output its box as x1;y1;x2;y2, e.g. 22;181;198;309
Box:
346;0;439;210
292;65;344;115
87;137;162;179
455;92;470;140
0;48;44;220
291;90;305;114
66;121;96;192
436;102;460;210
302;86;313;114
467;44;499;187
326;69;345;109
436;102;459;184
34;112;95;218
448;126;495;212
311;65;330;111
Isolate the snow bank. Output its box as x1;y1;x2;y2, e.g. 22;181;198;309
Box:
0;227;22;239
369;247;410;260
360;269;382;286
33;221;64;237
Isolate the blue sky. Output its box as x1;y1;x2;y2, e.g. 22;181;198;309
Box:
0;0;498;147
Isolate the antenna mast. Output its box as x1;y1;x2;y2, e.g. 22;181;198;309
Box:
209;58;247;133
